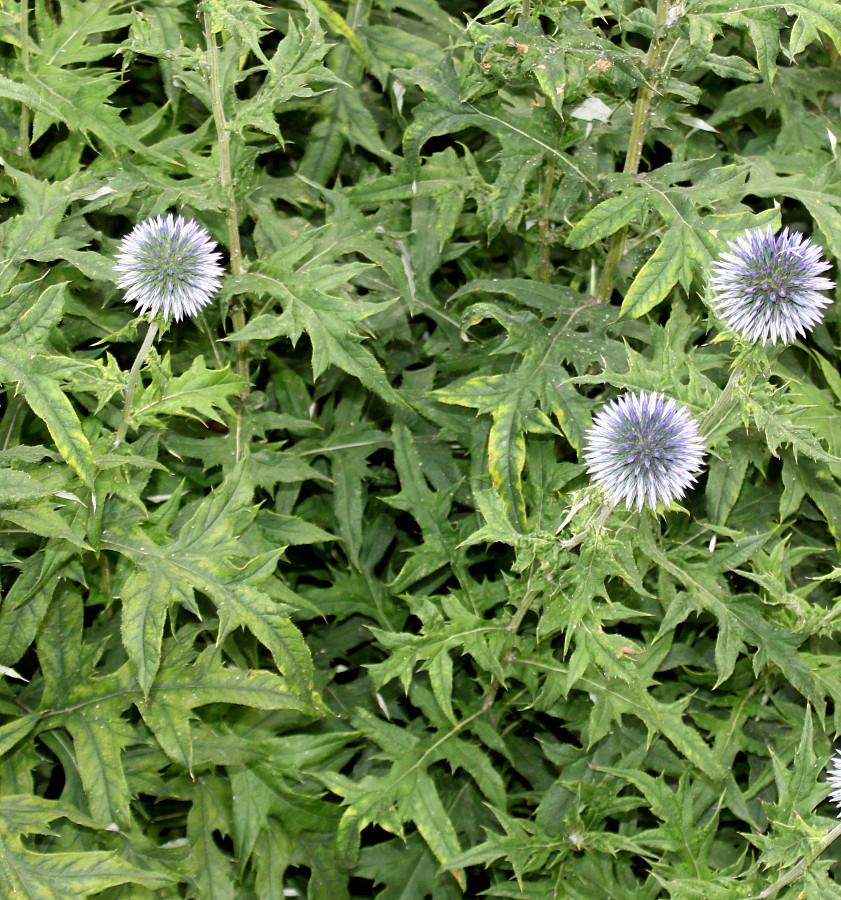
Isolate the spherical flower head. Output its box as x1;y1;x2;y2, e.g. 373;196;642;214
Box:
114;214;225;322
828;751;841;814
707;225;835;346
582;391;706;512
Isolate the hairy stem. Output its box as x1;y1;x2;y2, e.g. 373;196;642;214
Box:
698;364;750;442
748;820;841;900
0;391;24;451
203;14;250;412
113;320;159;449
538;158;556;284
596;0;670;303
506;563;544;636
199;312;224;368
19;0;30;165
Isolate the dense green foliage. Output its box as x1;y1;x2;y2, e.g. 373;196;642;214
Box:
2;0;841;896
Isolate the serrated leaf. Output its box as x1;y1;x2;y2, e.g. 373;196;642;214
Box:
64;707;133;827
0;282;67;346
187;777;236;900
227;275;405;407
746;394;841;463
133;357;246;425
257;510;337;546
110;463;316;700
0;713;41;760
0;468;56;502
409;772;464;888
0;834;173;900
0;68;174;163
566;192;647;249
619;228;685;319
0;346;94;489
0;506;90;548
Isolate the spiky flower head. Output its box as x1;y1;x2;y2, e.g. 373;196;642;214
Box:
114;214;224;322
583;391;705;512
827;752;841;814
707;225;834;346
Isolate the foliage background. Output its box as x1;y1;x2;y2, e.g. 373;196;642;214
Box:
1;0;841;896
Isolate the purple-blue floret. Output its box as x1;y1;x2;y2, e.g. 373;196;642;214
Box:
582;391;706;511
707;226;834;345
114;214;224;322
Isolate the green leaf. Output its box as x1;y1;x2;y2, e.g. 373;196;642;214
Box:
0;835;173;900
227;276;405;408
64;707;133;827
0;346;94;489
230;4;342;140
619;228;685;319
0;282;67;344
186;777;236;900
0;506;90;547
383;423;457;591
256;511;337;546
0;468;57;502
0;69;174;163
703;0;841;52
110;463;316;700
0;713;41;761
408;772;464;887
133;357;246;425
746;392;841;464
566;191;647;249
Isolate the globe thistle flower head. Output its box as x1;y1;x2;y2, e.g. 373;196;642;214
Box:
707;225;834;346
114;214;224;322
828;751;841;814
583;392;705;512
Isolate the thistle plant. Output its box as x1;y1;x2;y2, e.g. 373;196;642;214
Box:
6;0;841;895
707;226;835;346
114;214;224;322
827;752;841;812
741;754;841;900
583;391;706;512
112;214;224;447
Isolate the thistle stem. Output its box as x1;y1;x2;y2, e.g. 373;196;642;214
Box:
507;566;544;636
0;392;24;451
538;158;556;284
19;0;31;165
559;501;614;550
597;0;670;303
748;820;841;900
113;321;158;449
698;364;747;441
203;14;250;405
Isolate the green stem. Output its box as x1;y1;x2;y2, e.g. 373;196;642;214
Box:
506;565;544;636
559;500;614;551
199;312;224;368
538;158;556;284
113;321;158;449
19;0;30;165
479;562;546;720
698;364;746;441
748;820;841;900
0;391;24;451
203;14;250;409
596;0;670;303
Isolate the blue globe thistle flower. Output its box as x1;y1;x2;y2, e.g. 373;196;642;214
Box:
827;751;841;814
114;214;225;322
707;226;835;346
583;392;706;512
